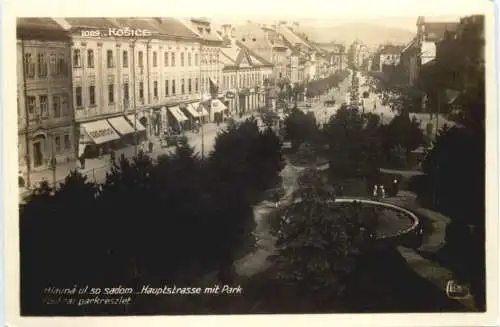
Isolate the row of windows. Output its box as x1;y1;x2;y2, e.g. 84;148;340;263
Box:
23;52;69;78
72;49;217;69
23;94;70;120
53;133;72;153
222;71;268;90
74;77;206;108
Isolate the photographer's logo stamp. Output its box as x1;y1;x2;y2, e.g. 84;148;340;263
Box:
446;280;471;299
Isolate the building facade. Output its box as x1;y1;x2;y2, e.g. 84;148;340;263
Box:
184;18;225;121
59;17;209;159
17;18;75;178
374;44;403;72
232;22;290;80
400;16;459;87
220;38;273;114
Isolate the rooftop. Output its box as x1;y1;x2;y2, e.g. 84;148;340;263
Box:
17;18;70;41
17;17;66;31
63;17;118;29
424;22;459;42
184;18;222;42
379;44;405;54
278;25;311;50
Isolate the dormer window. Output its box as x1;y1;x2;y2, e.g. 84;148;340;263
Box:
252;38;256;42
242;38;246;42
198;27;203;34
206;28;211;33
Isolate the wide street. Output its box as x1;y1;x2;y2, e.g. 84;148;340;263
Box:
23;116;240;193
302;70;353;124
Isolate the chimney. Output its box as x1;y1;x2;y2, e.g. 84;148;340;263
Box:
222;24;232;37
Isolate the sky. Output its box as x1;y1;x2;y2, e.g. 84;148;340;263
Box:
213;15;466;33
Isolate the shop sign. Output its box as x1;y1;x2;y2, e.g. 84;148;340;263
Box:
88;128;116;140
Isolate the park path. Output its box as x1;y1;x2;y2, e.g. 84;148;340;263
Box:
233;163;300;277
384;191;478;311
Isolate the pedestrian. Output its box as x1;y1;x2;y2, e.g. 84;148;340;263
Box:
148;141;154;153
110;149;116;164
372;184;378;197
380;185;386;199
79;155;85;169
392;178;399;197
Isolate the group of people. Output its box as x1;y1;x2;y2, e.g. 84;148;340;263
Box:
372;178;400;199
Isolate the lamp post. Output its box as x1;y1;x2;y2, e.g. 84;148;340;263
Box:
196;105;205;160
48;132;57;190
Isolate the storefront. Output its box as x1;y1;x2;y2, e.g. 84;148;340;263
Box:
149;107;168;137
182;102;201;129
167;106;189;133
78;119;120;159
210;99;228;123
189;102;209;124
125;114;148;144
225;91;236;116
107;116;137;146
238;88;250;115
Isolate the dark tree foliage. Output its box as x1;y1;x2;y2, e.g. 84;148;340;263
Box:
268;168;377;307
260;109;280;128
324;105;383;180
413;123;485;310
305;70;350;97
380;113;424;166
283;108;320;150
20;118;285;314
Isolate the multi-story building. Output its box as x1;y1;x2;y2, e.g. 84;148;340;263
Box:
400;16;459;86
276;22;314;83
17;18;74;181
348;41;370;70
372;44;404;72
232;22;290;80
426;15;485;113
57;17;208;159
219;35;273;115
182;18;225;122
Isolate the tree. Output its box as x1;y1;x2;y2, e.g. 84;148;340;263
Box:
261;109;279;128
415;124;485;310
269;168;377;307
283;108;319;150
325;105;383;180
381;113;424;166
20;116;286;314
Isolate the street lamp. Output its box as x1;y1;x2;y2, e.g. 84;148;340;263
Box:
196;104;205;160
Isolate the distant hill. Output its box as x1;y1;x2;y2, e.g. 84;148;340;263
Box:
296;23;414;46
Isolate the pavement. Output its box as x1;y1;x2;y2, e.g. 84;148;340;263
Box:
383;189;478;311
20;112;258;196
234;163;301;277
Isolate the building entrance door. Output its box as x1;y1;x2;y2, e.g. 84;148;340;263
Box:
239;95;246;114
33;141;44;167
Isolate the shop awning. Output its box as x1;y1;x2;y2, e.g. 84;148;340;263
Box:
126;114;146;131
81;120;120;144
185;103;200;118
168;106;188;122
211;99;227;113
107;116;136;135
193;102;210;117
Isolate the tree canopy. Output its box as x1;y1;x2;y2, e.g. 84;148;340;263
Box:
324;105;383;180
20;117;285;314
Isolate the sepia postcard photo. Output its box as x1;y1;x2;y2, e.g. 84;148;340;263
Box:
2;0;498;326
